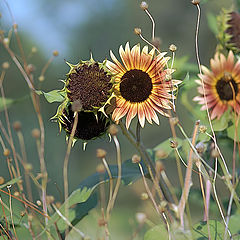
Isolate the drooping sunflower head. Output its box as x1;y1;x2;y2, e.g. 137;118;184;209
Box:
57;102;110;141
217;9;240;53
193;51;240;119
106;42;181;129
65;57;114;114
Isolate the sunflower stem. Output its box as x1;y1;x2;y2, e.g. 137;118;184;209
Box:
136;120;141;145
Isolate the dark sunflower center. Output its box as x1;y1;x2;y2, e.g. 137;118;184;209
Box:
61;105;109;140
120;69;153;103
67;63;112;111
216;75;238;101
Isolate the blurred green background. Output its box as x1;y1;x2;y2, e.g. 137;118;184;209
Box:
0;0;235;238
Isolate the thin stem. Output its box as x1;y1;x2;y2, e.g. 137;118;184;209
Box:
63;112;78;234
109;135;122;212
144;9;155;40
7;187;18;240
178;120;200;228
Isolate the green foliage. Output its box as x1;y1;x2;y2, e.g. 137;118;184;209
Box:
193;220;230;240
36;89;66;103
144;224;191;240
228;213;240;237
227;123;240;141
45;159;148;234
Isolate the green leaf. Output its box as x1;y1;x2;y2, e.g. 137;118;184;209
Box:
144;224;191;240
36;89;66;103
193;220;229;240
228;214;240;236
153;137;183;160
227;123;240;142
144;225;169;240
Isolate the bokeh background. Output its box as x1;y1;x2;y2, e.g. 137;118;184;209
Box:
0;0;235;238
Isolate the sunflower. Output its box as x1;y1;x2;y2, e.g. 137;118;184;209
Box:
193;51;240;119
58;103;110;141
65;57;113;114
106;42;180;129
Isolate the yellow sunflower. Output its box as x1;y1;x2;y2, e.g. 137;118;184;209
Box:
193;51;240;119
106;42;180;129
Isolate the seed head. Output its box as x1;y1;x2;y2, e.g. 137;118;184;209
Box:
132;154;141;164
38;75;45;82
140;1;148;10
199;125;207;133
191;0;200;5
27;64;36;73
25;163;33;172
0;176;5;185
46;195;55;205
20;211;26;217
14;191;20;197
170;140;178;148
36;200;42;206
211;148;219;158
53;50;59;57
108;124;118;136
134;28;142;35
140;192;149;200
3;148;10;157
13;121;21;131
32;128;40;139
169;44;177;52
2;61;10;69
196;141;206;154
96;148;107;158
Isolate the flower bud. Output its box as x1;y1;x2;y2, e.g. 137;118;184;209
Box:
140;1;148;10
32;129;40;139
53;50;59;57
2;62;10;69
3;149;10;157
13;121;21;131
96;148;107;158
134;28;142;35
108;124;118;136
169;44;177;52
132;154;141;164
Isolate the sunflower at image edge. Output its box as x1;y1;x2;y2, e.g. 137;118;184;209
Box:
106;42;181;129
193;51;240;119
53;57;113;141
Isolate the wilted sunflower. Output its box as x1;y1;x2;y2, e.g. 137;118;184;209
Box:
106;42;180;129
65;57;114;114
58;103;110;141
193;51;240;119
